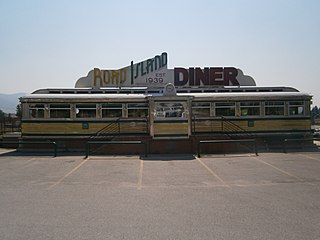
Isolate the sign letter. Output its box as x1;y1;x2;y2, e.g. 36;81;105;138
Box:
224;67;239;85
93;68;103;87
174;68;189;86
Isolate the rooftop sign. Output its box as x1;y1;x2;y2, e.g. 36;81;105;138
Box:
75;52;256;88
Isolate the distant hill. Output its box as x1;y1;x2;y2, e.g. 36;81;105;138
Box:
0;93;26;113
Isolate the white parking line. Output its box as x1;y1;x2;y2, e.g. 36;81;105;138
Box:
196;157;231;188
138;160;144;190
47;159;89;189
253;157;315;186
298;153;320;162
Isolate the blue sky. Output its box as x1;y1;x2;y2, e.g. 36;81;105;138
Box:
1;0;320;106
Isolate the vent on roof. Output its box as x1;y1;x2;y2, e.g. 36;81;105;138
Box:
49;90;61;94
189;90;202;93
77;91;89;94
120;90;131;94
62;90;75;94
133;91;146;94
245;89;257;92
203;89;217;93
177;90;188;93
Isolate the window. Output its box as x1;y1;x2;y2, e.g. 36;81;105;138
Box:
265;101;285;116
49;104;70;118
128;103;148;118
29;104;45;118
289;101;304;115
192;102;210;117
102;103;122;118
155;102;186;118
76;104;97;118
215;102;235;116
240;102;260;116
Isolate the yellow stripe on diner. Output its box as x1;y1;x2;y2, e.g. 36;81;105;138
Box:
22;122;148;134
153;123;188;134
193;119;310;131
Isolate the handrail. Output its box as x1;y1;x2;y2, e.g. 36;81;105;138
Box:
221;116;253;137
191;116;253;137
197;139;258;157
0;141;57;157
192;115;196;133
90;118;121;140
283;137;320;153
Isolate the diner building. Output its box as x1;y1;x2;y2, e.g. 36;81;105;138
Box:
20;52;312;154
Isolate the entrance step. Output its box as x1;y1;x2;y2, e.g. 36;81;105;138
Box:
153;136;190;140
149;139;193;154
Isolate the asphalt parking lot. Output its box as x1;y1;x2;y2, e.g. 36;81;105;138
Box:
0;149;320;240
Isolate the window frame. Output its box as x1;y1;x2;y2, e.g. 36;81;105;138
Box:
214;102;236;117
127;103;149;118
101;103;123;118
155;102;187;119
265;101;285;116
288;101;305;116
28;103;45;119
75;103;97;119
192;102;211;117
239;101;261;116
49;103;71;119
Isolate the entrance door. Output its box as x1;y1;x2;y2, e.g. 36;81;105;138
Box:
151;101;190;139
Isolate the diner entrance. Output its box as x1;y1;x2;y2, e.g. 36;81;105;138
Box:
149;97;191;139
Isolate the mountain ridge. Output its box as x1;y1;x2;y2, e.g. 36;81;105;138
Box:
0;92;26;113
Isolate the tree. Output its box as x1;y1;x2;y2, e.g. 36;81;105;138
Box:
16;97;23;120
311;106;320;124
0;109;5;119
16;103;22;119
0;109;4;134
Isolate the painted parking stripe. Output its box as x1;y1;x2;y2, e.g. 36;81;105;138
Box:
298;154;320;162
196;157;231;188
253;157;315;186
137;160;144;190
47;159;89;189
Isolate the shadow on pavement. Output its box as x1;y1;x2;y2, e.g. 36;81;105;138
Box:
141;154;195;161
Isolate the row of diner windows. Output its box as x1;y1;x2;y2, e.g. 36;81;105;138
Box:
26;101;307;119
27;103;148;119
192;101;307;117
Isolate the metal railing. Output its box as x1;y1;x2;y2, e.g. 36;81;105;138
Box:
283;137;320;153
0;119;21;135
197;139;258;157
90;118;121;140
221;116;254;138
0;141;57;157
191;116;254;138
85;141;148;158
